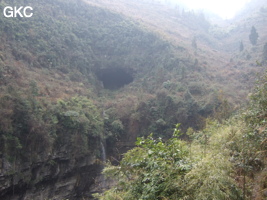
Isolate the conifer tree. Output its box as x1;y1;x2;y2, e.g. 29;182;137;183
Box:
249;26;259;45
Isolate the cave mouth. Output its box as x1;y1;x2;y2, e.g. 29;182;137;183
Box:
96;67;134;90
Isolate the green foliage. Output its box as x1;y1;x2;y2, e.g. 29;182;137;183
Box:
55;96;103;137
185;119;244;199
110;120;124;135
29;80;39;96
185;154;242;200
0;89;55;163
101;125;191;200
99;75;267;199
238;74;267;175
0;90;104;165
100;123;244;199
53;96;104;155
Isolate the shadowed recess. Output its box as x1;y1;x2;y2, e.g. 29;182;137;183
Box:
96;68;134;90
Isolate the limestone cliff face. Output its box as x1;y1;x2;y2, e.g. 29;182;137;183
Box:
0;139;105;200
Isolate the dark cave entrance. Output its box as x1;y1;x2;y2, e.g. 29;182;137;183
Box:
96;68;134;90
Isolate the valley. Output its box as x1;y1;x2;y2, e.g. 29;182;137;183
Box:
0;0;267;199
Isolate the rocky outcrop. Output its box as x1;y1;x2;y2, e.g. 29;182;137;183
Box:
0;143;104;200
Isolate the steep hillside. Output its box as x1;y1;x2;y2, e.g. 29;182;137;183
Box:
84;0;265;104
99;71;267;200
0;0;266;199
0;0;219;199
0;0;181;98
82;0;267;141
0;0;230;138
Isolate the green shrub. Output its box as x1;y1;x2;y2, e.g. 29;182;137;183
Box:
101;125;191;200
55;97;104;145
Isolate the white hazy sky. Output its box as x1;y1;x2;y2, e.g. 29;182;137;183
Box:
176;0;251;19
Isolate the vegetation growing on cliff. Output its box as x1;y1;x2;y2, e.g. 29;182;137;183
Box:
0;0;266;198
0;87;104;164
99;72;267;200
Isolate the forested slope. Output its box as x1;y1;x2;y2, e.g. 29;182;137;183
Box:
0;0;266;199
0;0;228;142
99;71;267;200
0;0;220;198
